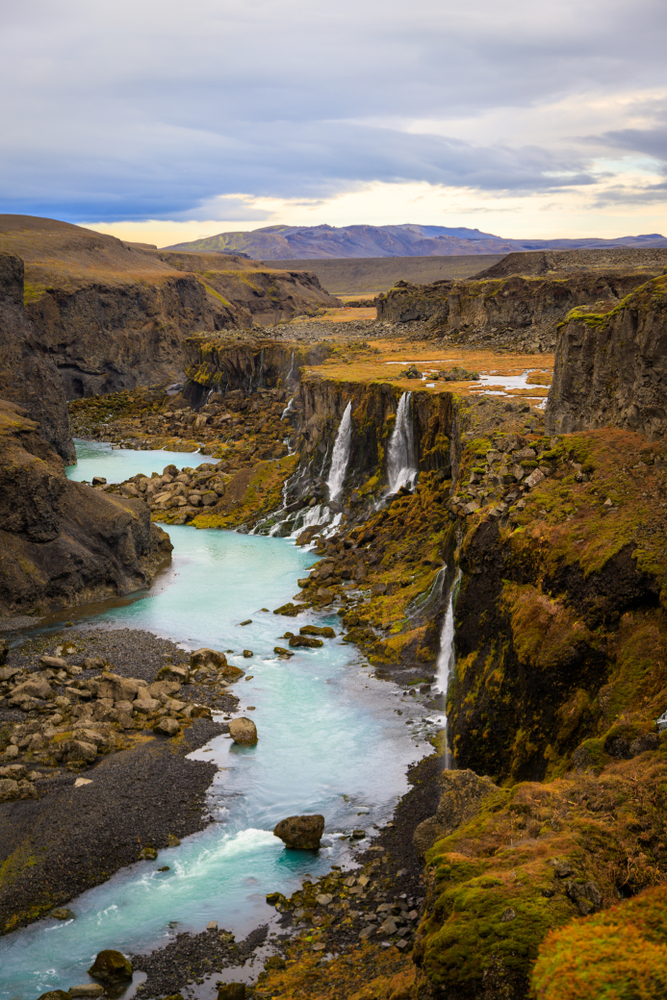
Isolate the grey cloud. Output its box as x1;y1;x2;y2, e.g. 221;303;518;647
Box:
0;0;664;219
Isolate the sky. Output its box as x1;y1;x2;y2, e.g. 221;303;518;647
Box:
2;0;667;246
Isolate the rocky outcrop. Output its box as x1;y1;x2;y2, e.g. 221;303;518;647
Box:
376;268;661;352
0;252;74;460
546;274;667;439
0;397;172;616
228;717;258;745
412;768;498;857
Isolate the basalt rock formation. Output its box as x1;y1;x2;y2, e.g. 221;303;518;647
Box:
376;250;667;352
546;272;667;439
0;397;172;616
0;251;74;461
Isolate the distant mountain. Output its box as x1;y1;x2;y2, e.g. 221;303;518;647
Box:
163;223;667;259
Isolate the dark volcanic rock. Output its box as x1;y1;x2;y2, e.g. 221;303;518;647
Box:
273;814;325;849
0;397;172;616
546;272;667;439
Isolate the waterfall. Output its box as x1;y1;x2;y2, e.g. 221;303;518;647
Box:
434;571;460;768
281;396;294;419
326;401;352;501
386;391;417;493
287;349;297;382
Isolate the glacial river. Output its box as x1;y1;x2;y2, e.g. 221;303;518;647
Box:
0;442;440;999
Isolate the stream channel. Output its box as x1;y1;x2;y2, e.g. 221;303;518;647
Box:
1;441;444;999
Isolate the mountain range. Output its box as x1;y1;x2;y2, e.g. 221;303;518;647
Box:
163;223;667;259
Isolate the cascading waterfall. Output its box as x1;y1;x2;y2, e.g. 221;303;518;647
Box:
326;401;353;501
386;392;417;493
287;349;297;382
434;571;460;768
281;396;295;420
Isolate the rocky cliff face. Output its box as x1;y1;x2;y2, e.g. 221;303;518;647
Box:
376;268;662;352
0;398;171;616
0;252;74;461
546;273;667;439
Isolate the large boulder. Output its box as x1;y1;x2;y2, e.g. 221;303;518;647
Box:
8;675;52;701
95;673;142;703
228;717;258;746
190;648;227;671
273;814;325;850
412;768;498;857
88;949;133;983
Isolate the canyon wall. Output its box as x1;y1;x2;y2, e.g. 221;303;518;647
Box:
546;273;667;439
376;268;663;352
0;215;338;457
0;397;172;616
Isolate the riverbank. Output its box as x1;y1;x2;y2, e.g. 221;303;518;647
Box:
0;627;236;934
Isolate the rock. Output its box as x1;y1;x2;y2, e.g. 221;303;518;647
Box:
0;665;20;681
316;893;332;905
166;833;181;846
139;846;158;860
222;663;245;681
500;908;516;922
228;717;258;745
88;950;133;983
154;717;181;737
273;814;325;850
96;672;142;703
51;907;74;920
240;619;252;626
242;650;253;658
300;625;336;638
91;476;107;486
379;917;398;935
217;985;246;1000
352;828;366;839
207;920;218;930
157;663;190;683
0;638;8;665
288;635;323;648
524;468;546;489
147;679;181;699
37;992;70;1000
69;985;105;997
370;582;387;595
63;740;98;765
413;769;499;857
273;647;293;656
273;602;305;617
39;656;68;671
133;697;161;713
190;647;227;671
9;675;52;701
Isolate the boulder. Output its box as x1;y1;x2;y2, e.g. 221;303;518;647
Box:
288;635;323;648
147;679;181;699
88;949;133;983
69;986;105;997
273;814;325;850
63;740;98;765
412;769;499;857
190;647;227;671
0;665;20;682
222;663;245;681
133;697;161;713
50;907;74;920
154;718;181;737
157;663;190;683
9;675;52;700
39;655;68;671
96;673;141;703
37;992;70;1000
299;625;336;638
228;717;258;745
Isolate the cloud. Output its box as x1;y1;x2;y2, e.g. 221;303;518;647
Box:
0;0;666;221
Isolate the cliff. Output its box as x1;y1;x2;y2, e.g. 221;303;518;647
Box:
0;215;338;456
0;252;74;461
546;273;667;439
376;267;663;352
0;398;171;616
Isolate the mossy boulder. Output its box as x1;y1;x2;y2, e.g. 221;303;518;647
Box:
88;949;133;983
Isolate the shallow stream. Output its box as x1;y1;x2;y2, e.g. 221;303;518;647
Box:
1;444;438;999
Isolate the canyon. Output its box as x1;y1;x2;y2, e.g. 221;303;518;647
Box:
1;227;667;1000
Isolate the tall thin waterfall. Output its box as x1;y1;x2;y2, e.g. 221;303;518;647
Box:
386;391;417;493
327;401;353;500
435;572;460;768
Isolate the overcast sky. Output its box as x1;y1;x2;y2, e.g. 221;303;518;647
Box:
2;0;666;243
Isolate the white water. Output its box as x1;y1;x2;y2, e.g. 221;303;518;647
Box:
433;573;460;767
386;392;417;494
326;401;353;501
0;442;442;999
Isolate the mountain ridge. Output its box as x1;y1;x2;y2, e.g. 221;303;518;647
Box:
163;222;667;259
